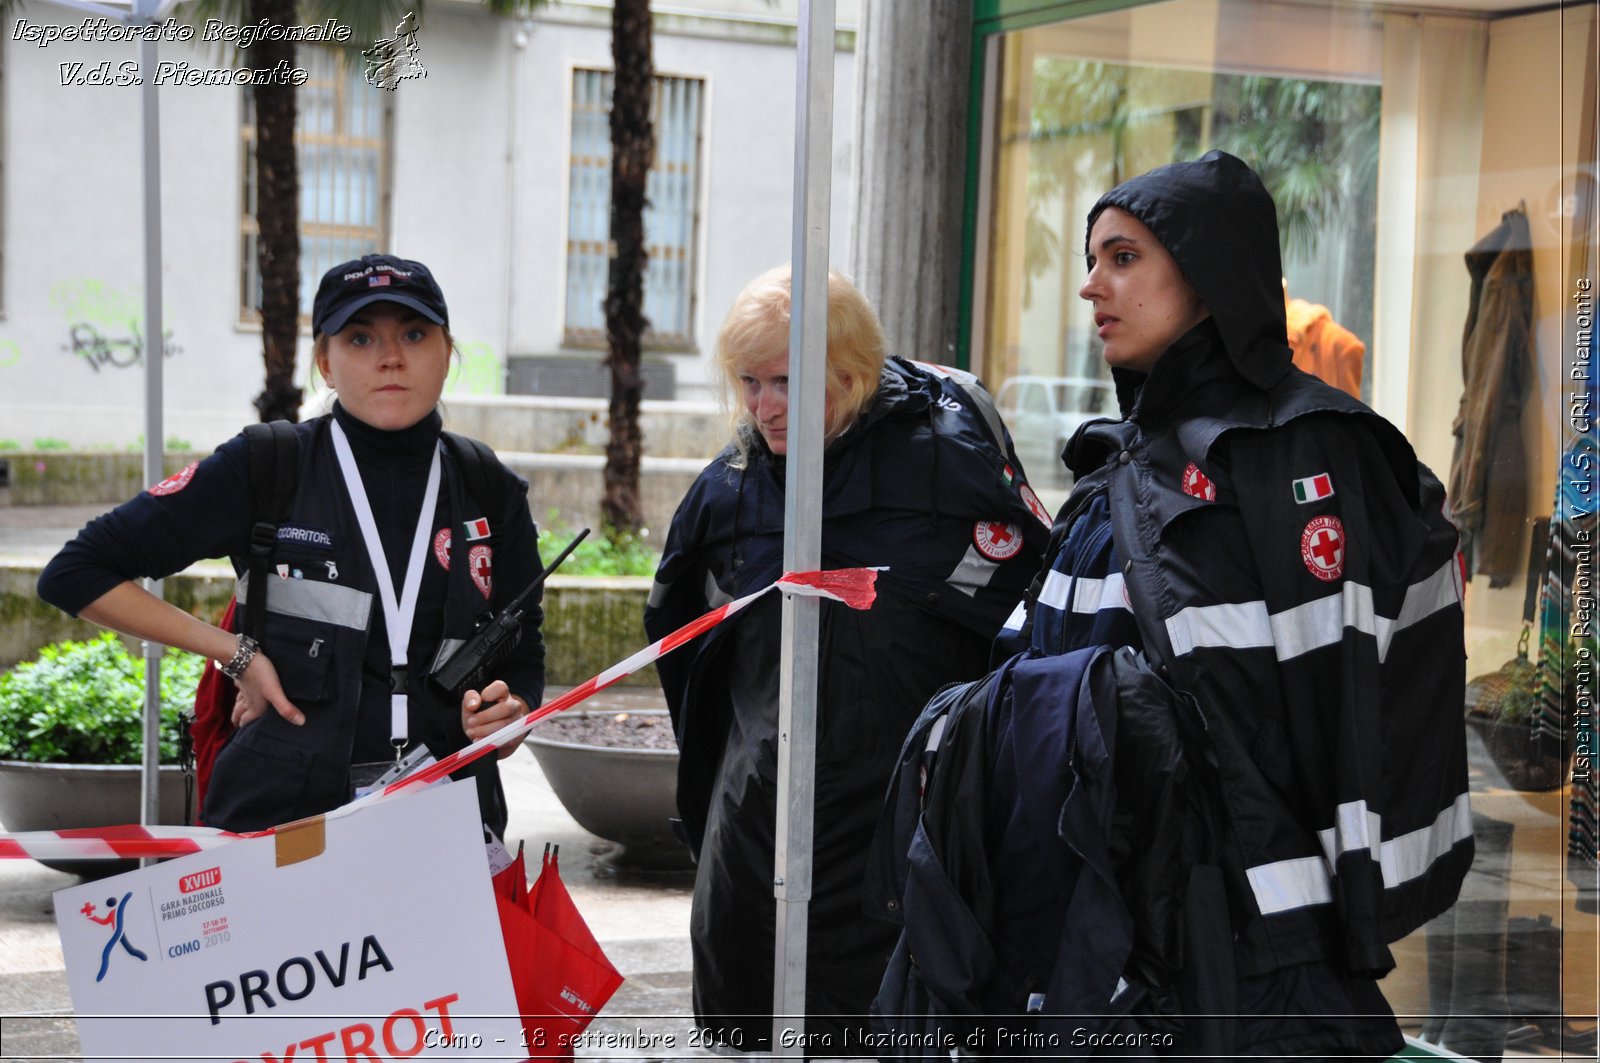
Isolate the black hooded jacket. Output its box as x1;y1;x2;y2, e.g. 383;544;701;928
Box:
644;357;1047;1049
1037;151;1473;980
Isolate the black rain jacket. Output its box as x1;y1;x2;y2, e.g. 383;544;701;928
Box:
644;357;1048;1050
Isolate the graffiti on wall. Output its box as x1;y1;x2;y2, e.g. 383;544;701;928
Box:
50;279;181;373
66;323;181;372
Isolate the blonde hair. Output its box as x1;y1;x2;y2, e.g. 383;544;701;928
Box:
713;265;886;465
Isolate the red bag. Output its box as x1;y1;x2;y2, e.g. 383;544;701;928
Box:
494;844;624;1059
186;599;241;821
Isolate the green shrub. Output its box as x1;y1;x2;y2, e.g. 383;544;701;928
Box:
538;510;659;577
0;633;204;764
31;438;72;451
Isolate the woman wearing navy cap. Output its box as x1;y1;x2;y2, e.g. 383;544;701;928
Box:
39;254;545;836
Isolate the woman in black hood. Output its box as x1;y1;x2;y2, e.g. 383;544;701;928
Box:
1003;152;1473;1057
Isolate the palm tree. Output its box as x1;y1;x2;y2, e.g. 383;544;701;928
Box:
601;0;653;536
246;0;302;423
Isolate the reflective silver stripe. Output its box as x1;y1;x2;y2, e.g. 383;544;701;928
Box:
1072;573;1130;614
1000;600;1027;632
1250;791;1473;915
428;637;465;674
237;572;373;631
946;544;997;598
1166;600;1272;658
647;572;734;611
1375;561;1462;660
925;714;949;754
1247;855;1332;914
1377;792;1474;887
1036;570;1131;617
703;570;734;609
1317;798;1382;865
1166;562;1462;664
1038;569;1071;610
1270;586;1372;661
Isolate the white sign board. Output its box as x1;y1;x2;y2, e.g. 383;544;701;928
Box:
54;782;526;1062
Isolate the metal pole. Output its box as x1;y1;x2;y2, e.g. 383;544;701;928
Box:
137;0;166;831
772;0;834;1054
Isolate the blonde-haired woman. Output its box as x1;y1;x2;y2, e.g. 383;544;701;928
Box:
645;266;1049;1051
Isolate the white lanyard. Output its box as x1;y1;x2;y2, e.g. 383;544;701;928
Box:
330;421;442;756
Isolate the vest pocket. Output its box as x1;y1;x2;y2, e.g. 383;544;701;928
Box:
203;719;315;832
264;615;336;703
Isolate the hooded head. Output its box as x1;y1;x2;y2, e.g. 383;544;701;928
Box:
1085;150;1291;390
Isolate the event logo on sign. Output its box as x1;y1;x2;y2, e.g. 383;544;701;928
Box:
79;892;149;982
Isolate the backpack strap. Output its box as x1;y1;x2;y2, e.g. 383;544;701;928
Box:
910;358;1010;454
441;431;509;524
241;420;300;639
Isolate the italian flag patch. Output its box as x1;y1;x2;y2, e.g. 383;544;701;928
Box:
1292;473;1334;504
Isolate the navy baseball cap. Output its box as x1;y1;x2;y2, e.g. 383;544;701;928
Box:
312;254;449;337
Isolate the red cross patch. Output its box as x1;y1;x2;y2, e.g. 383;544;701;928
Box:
1181;462;1217;502
973;521;1023;561
1019;484;1052;529
148;461;198;497
1300;515;1345;581
432;527;452;570
469;544;493;598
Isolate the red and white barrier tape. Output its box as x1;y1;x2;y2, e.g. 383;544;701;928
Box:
0;824;240;862
0;567;880;862
368;567;879;800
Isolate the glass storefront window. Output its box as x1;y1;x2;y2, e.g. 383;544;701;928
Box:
979;0;1385;490
971;0;1597;1056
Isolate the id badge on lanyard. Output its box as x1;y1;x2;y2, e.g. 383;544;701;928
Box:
331;422;442;765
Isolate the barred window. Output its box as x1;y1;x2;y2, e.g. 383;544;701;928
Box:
566;69;704;350
240;50;392;324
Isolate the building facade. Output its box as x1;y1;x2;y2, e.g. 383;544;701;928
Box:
0;0;860;448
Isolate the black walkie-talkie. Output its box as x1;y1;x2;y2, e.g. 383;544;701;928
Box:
429;528;590;702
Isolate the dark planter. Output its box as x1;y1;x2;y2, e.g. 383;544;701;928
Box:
0;759;188;878
523;710;691;872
